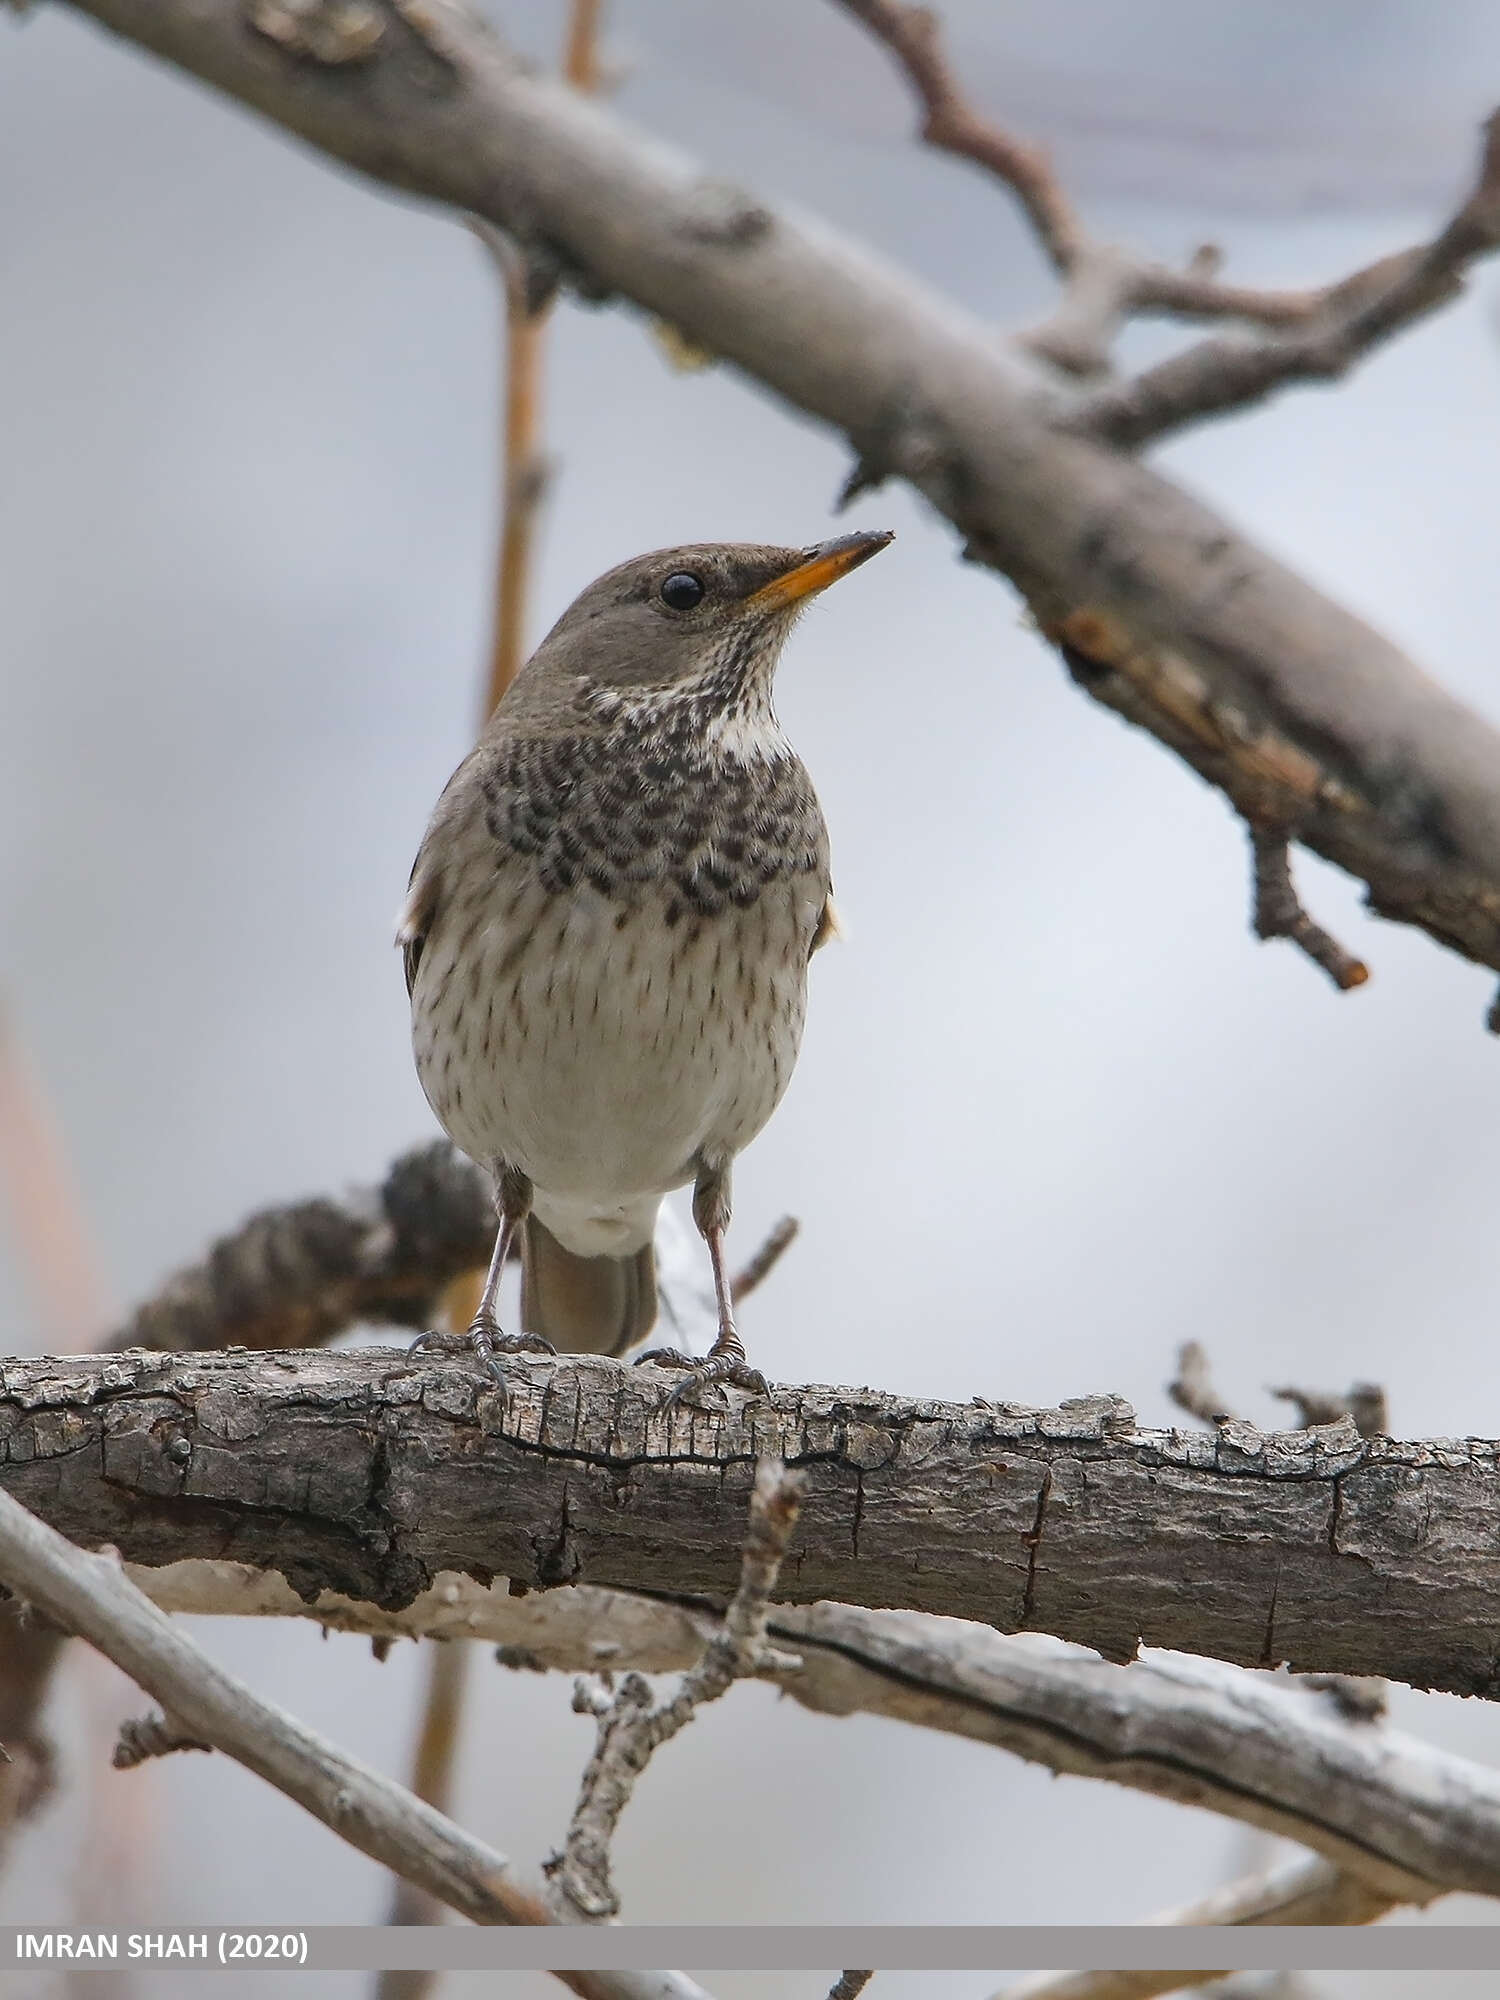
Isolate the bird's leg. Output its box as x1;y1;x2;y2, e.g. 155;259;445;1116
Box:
409;1163;553;1386
635;1158;769;1406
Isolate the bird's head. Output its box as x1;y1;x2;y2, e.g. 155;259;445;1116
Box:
508;532;893;719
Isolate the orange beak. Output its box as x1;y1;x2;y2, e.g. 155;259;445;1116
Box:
746;529;894;609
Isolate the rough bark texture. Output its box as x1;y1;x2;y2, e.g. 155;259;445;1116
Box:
8;1348;1500;1697
56;0;1500;996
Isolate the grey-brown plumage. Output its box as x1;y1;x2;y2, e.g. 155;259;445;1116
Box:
401;531;892;1395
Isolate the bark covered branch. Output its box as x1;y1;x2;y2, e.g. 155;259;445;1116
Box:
127;1562;1500;1903
51;0;1500;1011
8;1346;1500;1698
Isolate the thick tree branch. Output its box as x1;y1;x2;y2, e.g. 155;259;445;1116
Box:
50;0;1500;1012
10;1347;1500;1698
0;1483;709;2000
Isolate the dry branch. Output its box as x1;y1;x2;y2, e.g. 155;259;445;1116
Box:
837;1;1500;406
121;1562;1500;1900
1076;112;1500;447
0;1481;710;2000
1248;829;1368;993
549;1458;804;1919
8;1346;1500;1699
995;1855;1401;2000
53;0;1500;1010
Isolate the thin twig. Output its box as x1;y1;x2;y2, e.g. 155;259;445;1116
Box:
113;1709;211;1768
834;1;1082;275
731;1215;799;1302
1248;827;1369;993
992;1855;1404;2000
0;1483;711;2000
831;0;1451;378
1074;111;1500;445
547;1458;805;1920
1168;1340;1237;1427
1271;1381;1388;1439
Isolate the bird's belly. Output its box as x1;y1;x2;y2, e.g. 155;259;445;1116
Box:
412;877;812;1205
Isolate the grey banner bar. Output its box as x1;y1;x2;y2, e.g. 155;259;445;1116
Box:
2;1928;1497;1973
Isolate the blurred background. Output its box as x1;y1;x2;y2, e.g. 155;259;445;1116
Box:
3;0;1500;1992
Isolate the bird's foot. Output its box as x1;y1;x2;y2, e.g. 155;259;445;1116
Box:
408;1317;555;1389
633;1344;770;1410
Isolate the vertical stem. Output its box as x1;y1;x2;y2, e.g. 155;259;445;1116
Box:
375;1641;471;1996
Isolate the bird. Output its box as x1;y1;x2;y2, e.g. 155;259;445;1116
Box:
399;529;892;1399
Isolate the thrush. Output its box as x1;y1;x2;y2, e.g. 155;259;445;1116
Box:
399;530;892;1398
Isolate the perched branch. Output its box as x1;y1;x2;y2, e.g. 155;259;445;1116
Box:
1076;112;1500;447
1248;827;1368;992
828;1979;874;2000
55;0;1500;1008
0;1482;710;2000
12;1348;1500;1698
549;1459;804;1919
995;1856;1403;2000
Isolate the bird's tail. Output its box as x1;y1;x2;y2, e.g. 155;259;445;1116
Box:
520;1214;658;1357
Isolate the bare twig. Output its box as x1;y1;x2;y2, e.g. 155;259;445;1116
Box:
548;1458;805;1920
112;1709;211;1768
993;1855;1406;2000
1248;829;1369;993
828;1979;874;2000
0;1484;712;2000
1168;1340;1237;1427
1271;1381;1388;1438
730;1214;799;1302
1075;111;1500;445
831;0;1476;382
834;0;1082;275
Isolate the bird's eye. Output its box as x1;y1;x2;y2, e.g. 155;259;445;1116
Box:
660;572;704;611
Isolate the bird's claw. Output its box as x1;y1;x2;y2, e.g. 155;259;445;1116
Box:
408;1318;555;1390
634;1345;770;1410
